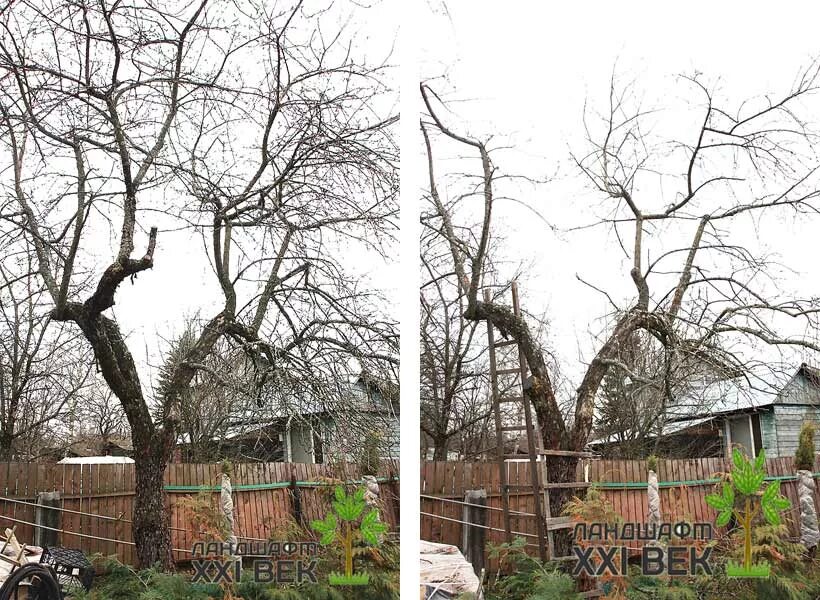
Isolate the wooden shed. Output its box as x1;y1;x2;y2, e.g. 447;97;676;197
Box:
665;363;820;459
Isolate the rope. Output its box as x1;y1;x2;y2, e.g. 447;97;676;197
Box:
0;496;289;541
0;495;129;522
419;510;538;539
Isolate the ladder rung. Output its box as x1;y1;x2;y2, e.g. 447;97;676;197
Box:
554;555;582;562
494;339;518;348
505;483;540;490
502;454;538;460
498;396;523;403
499;425;527;432
546;516;575;530
495;367;521;376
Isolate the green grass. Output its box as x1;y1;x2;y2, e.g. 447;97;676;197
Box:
328;572;371;586
726;560;771;578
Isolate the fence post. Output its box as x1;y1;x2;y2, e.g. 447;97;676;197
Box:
290;469;303;527
387;470;400;525
462;489;487;576
35;491;60;547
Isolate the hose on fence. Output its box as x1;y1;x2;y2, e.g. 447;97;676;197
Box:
0;563;63;600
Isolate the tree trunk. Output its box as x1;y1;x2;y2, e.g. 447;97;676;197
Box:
432;437;448;461
548;455;579;558
0;428;13;461
344;522;353;577
133;443;173;570
744;498;752;570
58;306;179;571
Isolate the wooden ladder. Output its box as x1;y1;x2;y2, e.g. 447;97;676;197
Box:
486;283;598;564
485;282;549;561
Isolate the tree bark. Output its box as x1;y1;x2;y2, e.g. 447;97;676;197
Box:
133;444;174;570
432;436;448;461
0;428;13;461
548;455;578;558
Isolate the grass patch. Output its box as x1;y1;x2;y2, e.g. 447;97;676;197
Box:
726;560;771;578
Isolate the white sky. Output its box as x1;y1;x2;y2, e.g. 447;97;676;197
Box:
421;1;820;392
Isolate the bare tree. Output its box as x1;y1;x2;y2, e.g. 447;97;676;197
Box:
0;0;397;569
421;64;820;552
72;380;129;447
0;253;90;460
157;321;260;462
420;226;490;460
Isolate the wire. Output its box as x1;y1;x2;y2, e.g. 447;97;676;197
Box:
0;514;192;554
0;496;280;540
420;493;537;517
419;511;538;539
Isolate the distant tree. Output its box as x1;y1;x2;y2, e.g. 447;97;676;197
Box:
594;329;736;458
420;230;490;460
82;385;129;445
0;256;90;460
594;331;664;458
156;323;256;463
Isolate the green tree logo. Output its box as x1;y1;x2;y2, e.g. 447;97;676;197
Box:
705;449;790;577
311;486;388;586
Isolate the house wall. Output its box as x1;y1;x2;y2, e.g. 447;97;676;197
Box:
282;412;400;464
760;410;779;455
778;372;820;404
772;404;820;458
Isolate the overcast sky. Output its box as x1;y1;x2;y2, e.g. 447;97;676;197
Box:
421;1;820;395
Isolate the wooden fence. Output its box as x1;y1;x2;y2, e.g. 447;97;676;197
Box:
421;455;820;564
0;461;400;565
